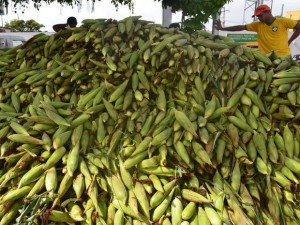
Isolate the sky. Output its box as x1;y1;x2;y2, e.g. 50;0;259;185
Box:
0;0;299;32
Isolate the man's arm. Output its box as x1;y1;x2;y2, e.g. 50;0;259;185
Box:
214;19;247;31
288;21;300;46
53;23;67;32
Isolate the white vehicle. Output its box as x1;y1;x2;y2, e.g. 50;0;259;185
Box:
0;32;55;49
0;34;26;49
293;54;300;62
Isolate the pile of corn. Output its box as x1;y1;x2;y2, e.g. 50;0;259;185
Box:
0;16;300;225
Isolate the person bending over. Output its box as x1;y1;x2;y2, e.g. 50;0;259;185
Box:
53;16;77;32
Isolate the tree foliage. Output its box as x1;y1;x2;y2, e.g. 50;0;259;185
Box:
5;19;45;32
5;0;135;10
159;0;232;31
4;0;231;31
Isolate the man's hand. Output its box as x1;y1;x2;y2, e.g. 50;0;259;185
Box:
214;19;223;31
213;20;246;32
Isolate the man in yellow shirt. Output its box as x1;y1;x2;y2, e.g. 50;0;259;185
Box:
214;4;300;57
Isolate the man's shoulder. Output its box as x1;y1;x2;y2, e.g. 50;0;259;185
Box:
274;17;297;27
53;23;67;27
275;17;295;23
248;21;261;25
246;21;261;28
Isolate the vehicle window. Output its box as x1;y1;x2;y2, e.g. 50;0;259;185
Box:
12;40;23;47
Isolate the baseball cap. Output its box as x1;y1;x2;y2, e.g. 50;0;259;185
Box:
252;4;271;17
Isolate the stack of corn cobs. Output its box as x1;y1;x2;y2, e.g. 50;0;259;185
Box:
0;16;300;225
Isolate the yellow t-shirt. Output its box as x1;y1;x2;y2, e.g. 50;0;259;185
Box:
246;17;297;57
